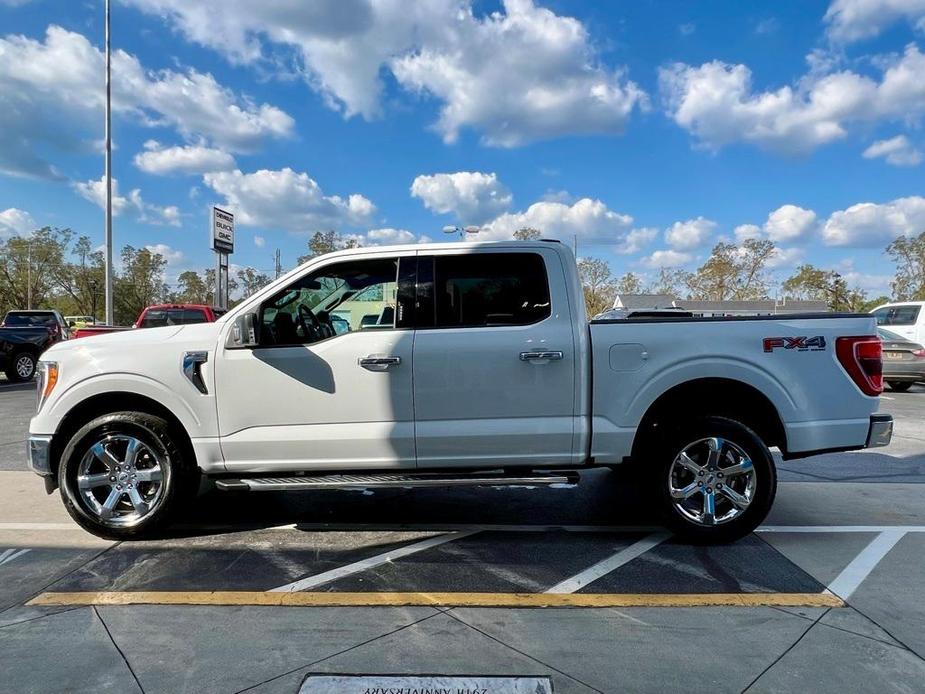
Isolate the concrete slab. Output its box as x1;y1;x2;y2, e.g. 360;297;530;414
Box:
819;607;905;648
758;531;878;586
843;533;925;659
767;483;925;526
452;606;811;694
0;606;141;694
322;530;646;593
581;535;824;594
0;604;81;629
50;530;439;592
0;545;111;610
247;611;600;694
98;605;439;694
747;619;925;693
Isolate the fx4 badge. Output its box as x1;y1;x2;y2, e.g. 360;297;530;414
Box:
763;336;827;353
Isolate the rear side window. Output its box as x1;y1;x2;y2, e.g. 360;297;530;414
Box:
181;309;208;324
3;312;55;327
432;253;551;328
138;310;168;328
873;305;921;326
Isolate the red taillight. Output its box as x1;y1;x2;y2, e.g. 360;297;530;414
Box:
914;349;925;358
836;336;883;396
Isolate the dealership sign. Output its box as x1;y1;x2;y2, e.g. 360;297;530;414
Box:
211;206;235;253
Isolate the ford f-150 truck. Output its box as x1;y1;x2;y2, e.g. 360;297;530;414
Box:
27;241;892;542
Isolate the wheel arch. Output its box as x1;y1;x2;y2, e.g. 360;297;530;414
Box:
631;377;787;461
49;392;198;487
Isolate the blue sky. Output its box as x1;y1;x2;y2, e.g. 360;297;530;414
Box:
1;0;924;296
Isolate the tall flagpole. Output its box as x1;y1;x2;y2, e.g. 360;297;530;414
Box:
104;0;114;325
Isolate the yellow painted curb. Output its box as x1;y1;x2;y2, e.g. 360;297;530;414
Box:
27;591;845;608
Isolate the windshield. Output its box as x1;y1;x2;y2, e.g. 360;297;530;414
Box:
878;328;905;341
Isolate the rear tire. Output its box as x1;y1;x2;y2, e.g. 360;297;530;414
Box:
5;351;36;382
649;416;776;544
58;411;196;540
888;381;913;392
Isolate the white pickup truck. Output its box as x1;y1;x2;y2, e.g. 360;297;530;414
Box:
28;241;892;542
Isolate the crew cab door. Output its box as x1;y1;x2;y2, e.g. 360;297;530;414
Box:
215;253;416;472
412;248;578;468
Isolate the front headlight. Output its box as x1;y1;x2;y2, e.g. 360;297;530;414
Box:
36;361;58;412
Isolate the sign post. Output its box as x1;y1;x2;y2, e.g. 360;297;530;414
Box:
211;206;234;309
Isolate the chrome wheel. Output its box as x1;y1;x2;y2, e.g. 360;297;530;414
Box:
15;354;35;379
668;436;756;526
75;434;166;527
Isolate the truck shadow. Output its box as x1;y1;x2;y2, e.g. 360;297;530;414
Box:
171;468;660;538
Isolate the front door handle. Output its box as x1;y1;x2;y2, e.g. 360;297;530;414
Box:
519;350;564;362
359;355;402;370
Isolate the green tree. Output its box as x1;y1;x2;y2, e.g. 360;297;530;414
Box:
297;230;359;265
175;270;210;304
236;266;272;299
57;235;105;319
114;246;169;324
614;272;647;295
513;227;542;240
782;265;869;311
886;232;925;300
687;239;775;301
577;257;617;317
0;227;72;314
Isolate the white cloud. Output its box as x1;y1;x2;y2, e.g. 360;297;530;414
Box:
615;227;658;255
665;217;717;250
346;227;420;246
734;224;763;242
764;205;818;242
0;25;293;178
822;196;925;246
642;249;694;268
824;0;925;44
0;207;36;237
863;135;923;166
144;243;184;265
73;176;181;226
478;197;633;242
134;141;236;175
124;0;646;147
766;246;805;269
679;23;696;36
660;44;925;154
410;172;512;224
203;168;376;232
253;235;266;248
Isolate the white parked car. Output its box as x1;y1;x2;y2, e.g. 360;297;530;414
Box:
28;241;892;543
870;301;925;346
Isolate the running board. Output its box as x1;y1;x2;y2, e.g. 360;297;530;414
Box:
215;471;579;492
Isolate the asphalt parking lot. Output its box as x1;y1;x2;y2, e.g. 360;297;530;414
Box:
1;377;924;693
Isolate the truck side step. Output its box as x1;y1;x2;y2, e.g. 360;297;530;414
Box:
214;470;579;492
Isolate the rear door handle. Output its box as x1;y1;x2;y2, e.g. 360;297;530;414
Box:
359;355;402;370
519;350;564;362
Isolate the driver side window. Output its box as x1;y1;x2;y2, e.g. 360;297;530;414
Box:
259;257;399;346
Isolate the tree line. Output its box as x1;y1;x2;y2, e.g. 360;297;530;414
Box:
2;225;922;324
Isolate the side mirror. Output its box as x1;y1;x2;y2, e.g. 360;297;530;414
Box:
226;312;260;349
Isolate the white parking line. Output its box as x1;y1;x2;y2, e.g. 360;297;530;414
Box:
544;532;670;594
826;529;907;599
757;526;925;533
0;548;31;566
268;530;479;593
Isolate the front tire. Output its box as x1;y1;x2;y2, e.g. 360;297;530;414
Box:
652;416;776;544
58;412;194;540
887;381;913;392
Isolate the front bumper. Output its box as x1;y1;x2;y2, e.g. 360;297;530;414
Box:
27;435;53;476
866;414;893;448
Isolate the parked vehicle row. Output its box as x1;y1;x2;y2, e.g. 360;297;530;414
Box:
71;304;226;338
28;240;892;543
0;310;70;381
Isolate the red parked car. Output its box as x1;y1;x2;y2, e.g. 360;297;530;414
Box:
72;304;227;338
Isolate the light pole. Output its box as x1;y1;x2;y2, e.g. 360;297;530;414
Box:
103;0;114;325
442;225;480;240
